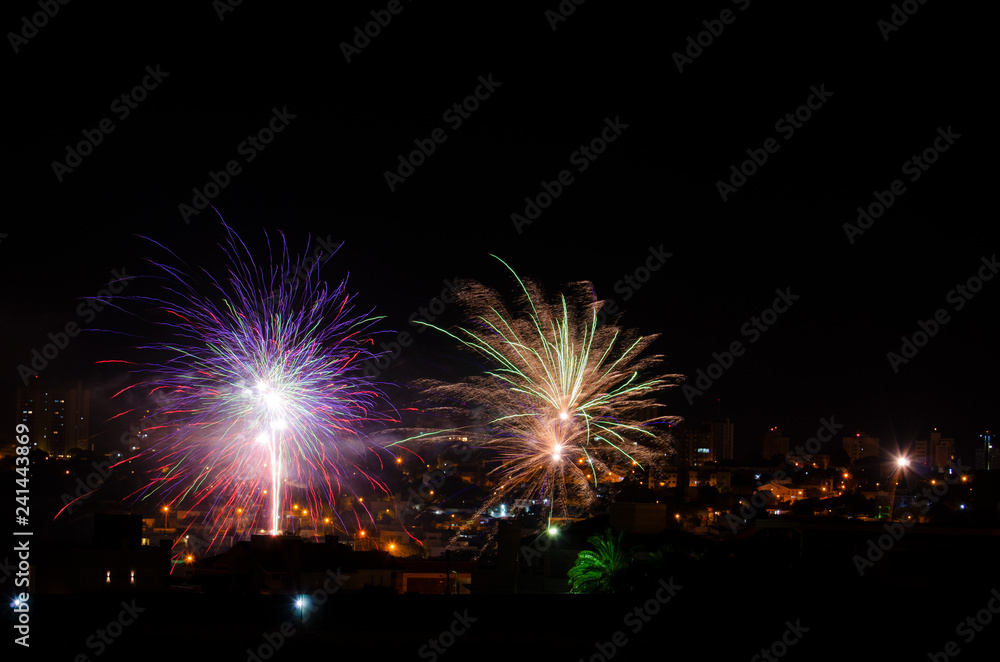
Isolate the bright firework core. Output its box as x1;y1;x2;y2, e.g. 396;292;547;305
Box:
252;380;289;535
407;256;683;525
124;223;392;554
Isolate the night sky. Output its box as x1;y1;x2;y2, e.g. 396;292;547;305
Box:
2;1;993;461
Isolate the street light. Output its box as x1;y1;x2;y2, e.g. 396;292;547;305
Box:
887;455;911;520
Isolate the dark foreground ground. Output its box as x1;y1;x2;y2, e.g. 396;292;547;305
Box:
10;559;1000;662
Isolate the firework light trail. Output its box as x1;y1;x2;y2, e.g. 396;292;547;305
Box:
393;257;682;536
112;221;396;554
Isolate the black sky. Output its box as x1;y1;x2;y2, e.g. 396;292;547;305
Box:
1;1;993;459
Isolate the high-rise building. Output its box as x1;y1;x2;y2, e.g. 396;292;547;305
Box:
710;416;734;461
673;415;734;466
674;426;709;465
842;431;879;462
913;429;955;470
975;431;997;471
762;427;789;460
16;377;91;456
109;409;170;466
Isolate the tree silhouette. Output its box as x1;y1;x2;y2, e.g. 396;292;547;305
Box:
567;528;636;594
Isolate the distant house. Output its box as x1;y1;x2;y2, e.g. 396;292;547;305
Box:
756;482;801;501
32;513;169;593
194;534;474;595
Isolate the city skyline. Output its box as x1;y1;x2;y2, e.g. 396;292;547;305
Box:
1;2;995;659
7;370;990;468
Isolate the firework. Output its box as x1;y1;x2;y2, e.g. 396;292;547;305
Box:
113;222;394;553
398;257;682;530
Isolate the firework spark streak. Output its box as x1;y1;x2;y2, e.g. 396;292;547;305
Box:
110;222;396;555
395;257;682;532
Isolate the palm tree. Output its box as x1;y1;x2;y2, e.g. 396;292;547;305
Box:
567;528;636;594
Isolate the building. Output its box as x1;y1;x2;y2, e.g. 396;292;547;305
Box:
674;415;734;466
975;431;997;471
32;513;169;593
194;534;475;594
610;502;668;534
107;409;171;469
756;482;802;502
650;469;679;489
786;453;830;470
16;377;91;456
674;425;709;465
762;427;789;460
913;429;955;471
843;432;879;463
687;468;732;490
710;416;734;461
